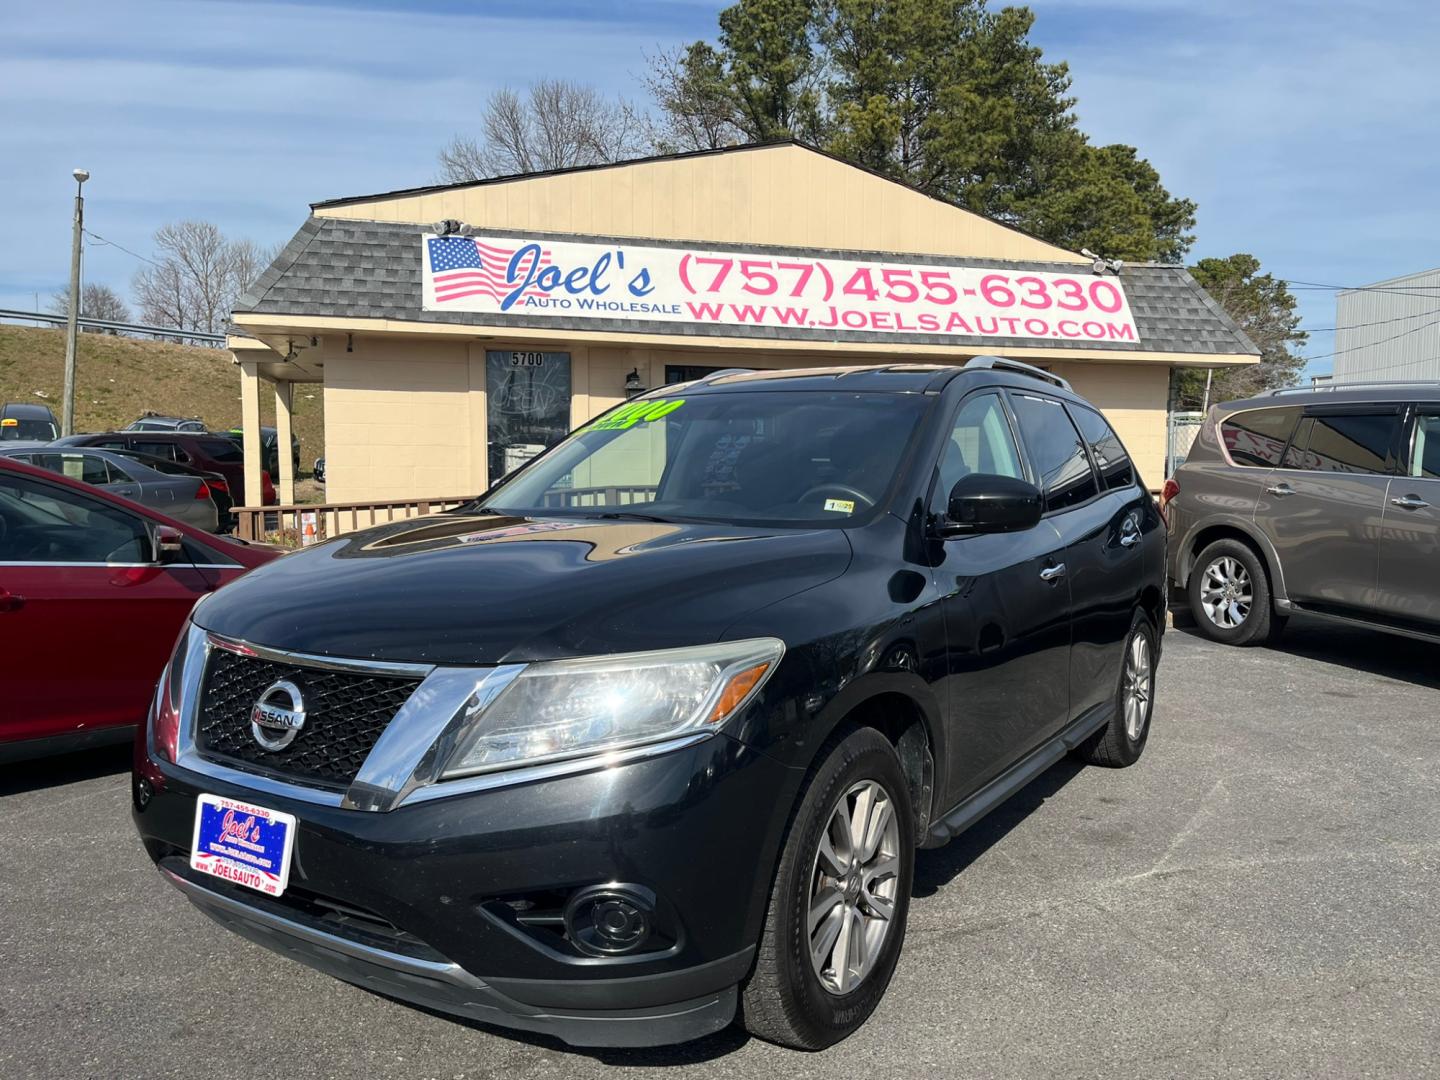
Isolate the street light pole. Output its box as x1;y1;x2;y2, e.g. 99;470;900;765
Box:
61;168;89;437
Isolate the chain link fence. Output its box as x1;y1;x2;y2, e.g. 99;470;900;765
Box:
1166;410;1206;479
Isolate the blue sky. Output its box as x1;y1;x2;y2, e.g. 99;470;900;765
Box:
4;0;1437;376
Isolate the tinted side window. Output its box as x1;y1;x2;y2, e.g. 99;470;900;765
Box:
1069;405;1135;491
132;440;179;462
1220;407;1300;467
197;439;244;464
1411;414;1440;479
1009;393;1099;512
25;452;110;486
1284;411;1398;475
0;475;150;563
933;393;1025;512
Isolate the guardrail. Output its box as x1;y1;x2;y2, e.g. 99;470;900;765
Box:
231;496;473;545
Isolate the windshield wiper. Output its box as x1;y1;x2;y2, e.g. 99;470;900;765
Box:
593;510;673;523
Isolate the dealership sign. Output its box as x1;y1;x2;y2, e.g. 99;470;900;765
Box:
422;234;1140;344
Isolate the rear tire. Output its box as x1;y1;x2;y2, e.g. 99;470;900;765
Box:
739;728;914;1050
1187;538;1274;646
1074;611;1156;768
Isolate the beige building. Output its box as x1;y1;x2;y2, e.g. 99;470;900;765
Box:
228;142;1257;518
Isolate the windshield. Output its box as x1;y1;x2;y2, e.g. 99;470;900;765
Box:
479;390;931;527
1;418;57;441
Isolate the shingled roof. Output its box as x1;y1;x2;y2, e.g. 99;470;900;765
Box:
236;217;1258;358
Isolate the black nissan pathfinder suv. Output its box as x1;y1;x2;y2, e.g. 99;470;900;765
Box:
133;358;1165;1050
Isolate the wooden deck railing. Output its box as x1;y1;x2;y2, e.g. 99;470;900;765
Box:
231;496;473;545
540;485;658;508
231;486;661;546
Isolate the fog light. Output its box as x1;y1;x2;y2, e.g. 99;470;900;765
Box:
564;884;655;956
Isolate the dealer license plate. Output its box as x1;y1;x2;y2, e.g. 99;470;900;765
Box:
190;794;296;897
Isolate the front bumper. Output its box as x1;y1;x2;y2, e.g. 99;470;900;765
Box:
134;733;803;1047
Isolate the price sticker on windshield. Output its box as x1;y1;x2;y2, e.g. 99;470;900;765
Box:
586;399;686;432
823;498;855;513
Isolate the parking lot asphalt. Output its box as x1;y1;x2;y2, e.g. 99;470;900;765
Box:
3;616;1438;1080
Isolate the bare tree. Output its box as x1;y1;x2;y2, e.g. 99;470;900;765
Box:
437;79;647;182
641;44;746;152
227;238;282;302
132;222;280;343
48;283;132;333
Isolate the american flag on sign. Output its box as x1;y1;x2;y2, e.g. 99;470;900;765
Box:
427;237;551;305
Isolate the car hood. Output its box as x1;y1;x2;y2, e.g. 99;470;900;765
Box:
193;512;853;665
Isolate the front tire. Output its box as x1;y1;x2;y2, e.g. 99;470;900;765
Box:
1187;538;1275;645
740;728;914;1050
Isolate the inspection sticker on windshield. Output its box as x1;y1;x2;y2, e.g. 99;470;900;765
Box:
190;794;296;897
823;498;855;513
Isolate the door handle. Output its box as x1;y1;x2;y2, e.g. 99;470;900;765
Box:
1264;482;1295;497
1391;494;1431;510
0;590;25;612
1039;563;1067;582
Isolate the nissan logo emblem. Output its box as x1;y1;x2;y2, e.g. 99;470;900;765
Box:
250;679;307;751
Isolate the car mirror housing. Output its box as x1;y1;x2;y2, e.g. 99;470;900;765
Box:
941;474;1043;536
153;524;185;564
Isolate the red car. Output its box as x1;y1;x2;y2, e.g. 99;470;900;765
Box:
0;457;279;761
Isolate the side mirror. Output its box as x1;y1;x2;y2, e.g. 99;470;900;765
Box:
941;474;1043;536
152;524;185;564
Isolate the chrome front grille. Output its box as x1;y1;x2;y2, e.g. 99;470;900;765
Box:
194;646;423;789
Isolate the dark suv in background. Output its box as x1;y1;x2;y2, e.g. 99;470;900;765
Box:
1;402;59;443
133;358;1165;1050
1164;382;1440;645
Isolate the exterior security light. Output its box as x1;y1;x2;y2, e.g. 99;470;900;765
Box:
73;168;90;184
624;368;647;399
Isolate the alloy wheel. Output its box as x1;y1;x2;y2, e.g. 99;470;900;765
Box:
1199;555;1252;629
1123;632;1152;740
807;779;901;996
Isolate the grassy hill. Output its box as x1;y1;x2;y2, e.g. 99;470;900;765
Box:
0;325;325;472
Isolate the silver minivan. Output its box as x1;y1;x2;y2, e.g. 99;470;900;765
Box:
1163;383;1440;645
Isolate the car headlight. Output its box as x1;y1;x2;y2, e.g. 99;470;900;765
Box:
439;638;785;779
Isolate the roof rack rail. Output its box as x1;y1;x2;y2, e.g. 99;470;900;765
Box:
1265;380;1440;396
964;355;1072;391
692;368;754;385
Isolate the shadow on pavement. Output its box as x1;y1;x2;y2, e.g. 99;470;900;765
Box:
376;993;752;1064
913;757;1087;896
1174;613;1440;690
0;742;133;797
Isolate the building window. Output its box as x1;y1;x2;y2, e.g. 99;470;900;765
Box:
665;365;727;385
486;351;572;483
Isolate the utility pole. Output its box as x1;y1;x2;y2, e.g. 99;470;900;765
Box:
61;168;89;437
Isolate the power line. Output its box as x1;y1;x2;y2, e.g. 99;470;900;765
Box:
1299;312;1440;364
1303;308;1440;333
82;228;160;268
1331;348;1440;377
1284;278;1440;294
